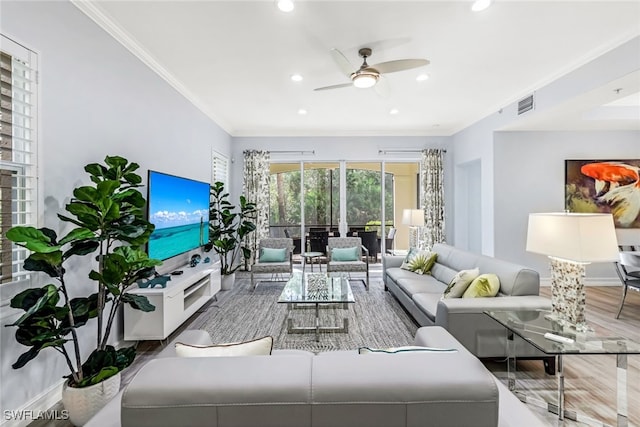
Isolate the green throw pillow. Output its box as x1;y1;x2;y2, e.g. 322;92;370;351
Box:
259;247;287;263
331;246;359;261
442;268;480;298
407;251;438;275
462;273;500;298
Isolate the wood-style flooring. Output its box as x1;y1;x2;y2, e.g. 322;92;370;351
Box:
27;283;640;427
493;285;640;427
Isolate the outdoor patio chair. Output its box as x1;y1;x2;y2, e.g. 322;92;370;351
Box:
326;237;369;290
251;237;294;291
385;227;397;253
358;230;379;263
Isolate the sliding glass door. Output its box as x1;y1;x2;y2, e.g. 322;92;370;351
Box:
268;160;420;259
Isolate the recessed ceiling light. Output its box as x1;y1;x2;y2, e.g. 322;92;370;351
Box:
471;0;492;12
290;74;303;82
416;74;429;82
298;108;307;115
277;0;294;13
389;109;399;115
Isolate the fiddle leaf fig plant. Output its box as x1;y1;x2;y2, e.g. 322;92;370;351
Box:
206;181;257;275
5;155;161;388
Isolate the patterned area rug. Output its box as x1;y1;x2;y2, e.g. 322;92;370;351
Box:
200;272;419;353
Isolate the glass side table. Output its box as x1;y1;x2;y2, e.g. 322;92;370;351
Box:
485;309;640;426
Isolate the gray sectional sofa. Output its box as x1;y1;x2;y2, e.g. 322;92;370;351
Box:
383;243;551;362
86;328;545;427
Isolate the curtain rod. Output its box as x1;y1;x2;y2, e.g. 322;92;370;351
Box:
378;149;447;154
270;150;315;155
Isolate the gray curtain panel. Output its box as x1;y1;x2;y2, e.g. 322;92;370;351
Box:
420;148;446;250
243;150;271;266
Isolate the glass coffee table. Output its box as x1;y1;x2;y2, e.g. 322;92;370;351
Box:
278;271;354;342
485;309;640;426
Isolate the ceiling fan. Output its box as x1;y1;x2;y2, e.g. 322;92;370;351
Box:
314;47;429;92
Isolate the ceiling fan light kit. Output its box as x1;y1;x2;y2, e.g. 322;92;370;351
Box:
353;72;378;89
471;0;492;12
277;0;294;13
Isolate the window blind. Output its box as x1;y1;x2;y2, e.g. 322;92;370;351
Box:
212;150;228;186
0;38;38;284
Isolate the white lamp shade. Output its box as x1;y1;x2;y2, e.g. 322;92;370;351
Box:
526;212;619;263
402;209;425;227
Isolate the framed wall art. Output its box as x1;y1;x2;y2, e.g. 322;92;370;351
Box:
565;159;640;228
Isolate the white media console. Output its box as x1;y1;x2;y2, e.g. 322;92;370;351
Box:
124;261;221;341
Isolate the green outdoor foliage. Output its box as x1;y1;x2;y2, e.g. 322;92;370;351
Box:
269;168;394;230
5;156;161;388
206;181;257;275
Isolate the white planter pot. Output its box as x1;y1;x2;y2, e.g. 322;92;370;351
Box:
62;372;120;426
221;272;236;290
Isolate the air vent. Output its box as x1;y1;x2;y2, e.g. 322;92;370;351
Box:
518;94;535;115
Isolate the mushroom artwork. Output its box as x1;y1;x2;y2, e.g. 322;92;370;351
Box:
580;161;640;227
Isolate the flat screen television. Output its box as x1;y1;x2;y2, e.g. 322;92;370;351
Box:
147;170;210;261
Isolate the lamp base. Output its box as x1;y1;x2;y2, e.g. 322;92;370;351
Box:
542;312;592;333
548;257;592;333
409;226;423;250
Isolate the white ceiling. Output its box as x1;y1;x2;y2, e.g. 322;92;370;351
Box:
76;0;640;137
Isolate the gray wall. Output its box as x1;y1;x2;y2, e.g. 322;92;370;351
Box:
494;130;640;282
450;36;640;261
1;1;230;421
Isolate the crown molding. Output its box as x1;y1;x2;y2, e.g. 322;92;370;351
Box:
70;0;234;135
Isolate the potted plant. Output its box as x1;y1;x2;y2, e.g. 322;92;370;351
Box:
206;181;257;289
5;156;161;426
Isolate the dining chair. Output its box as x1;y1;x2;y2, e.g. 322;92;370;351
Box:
308;230;329;254
358;230;379;263
385;227;397;253
613;250;640;318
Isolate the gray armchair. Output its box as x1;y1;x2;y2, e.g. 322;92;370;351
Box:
251;238;294;291
326;237;369;290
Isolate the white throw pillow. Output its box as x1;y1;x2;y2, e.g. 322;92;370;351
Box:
359;346;457;354
442;267;480;298
175;336;273;357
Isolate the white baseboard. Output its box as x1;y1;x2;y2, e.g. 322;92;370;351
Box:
1;380;65;427
539;277;621;287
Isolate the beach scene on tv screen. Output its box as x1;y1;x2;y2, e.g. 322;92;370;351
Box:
148;172;210;260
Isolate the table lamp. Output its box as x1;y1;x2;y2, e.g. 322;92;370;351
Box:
526;212;619;331
402;209;425;249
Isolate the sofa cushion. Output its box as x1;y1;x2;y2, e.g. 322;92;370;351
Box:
443;268;480;298
463;273;500;298
386;266;423;284
175;336;273;357
412;292;443;321
429;263;458;285
432;243;540;296
397;276;446;296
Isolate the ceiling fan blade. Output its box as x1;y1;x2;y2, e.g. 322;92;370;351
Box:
313;82;353;91
374;75;390;99
330;48;356;77
371;59;430;74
